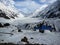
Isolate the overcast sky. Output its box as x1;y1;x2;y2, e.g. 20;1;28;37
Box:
13;0;56;14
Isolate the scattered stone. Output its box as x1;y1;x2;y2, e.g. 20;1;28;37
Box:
11;33;14;35
18;29;22;32
11;30;14;32
1;40;4;41
30;37;34;39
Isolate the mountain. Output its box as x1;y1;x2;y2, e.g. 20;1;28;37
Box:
31;0;60;19
0;0;25;29
0;2;17;19
29;5;48;18
0;0;24;19
28;0;60;32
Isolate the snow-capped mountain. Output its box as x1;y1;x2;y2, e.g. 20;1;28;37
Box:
18;0;60;30
0;0;24;19
31;0;60;18
28;0;60;32
29;5;48;18
0;2;13;19
0;0;23;43
0;0;24;40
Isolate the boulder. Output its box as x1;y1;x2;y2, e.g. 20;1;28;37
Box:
4;23;10;27
0;23;3;27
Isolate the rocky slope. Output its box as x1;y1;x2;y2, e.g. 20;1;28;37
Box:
32;0;60;18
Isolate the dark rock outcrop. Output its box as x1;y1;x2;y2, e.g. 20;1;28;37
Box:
0;10;10;19
33;0;60;19
21;36;29;44
0;23;10;27
18;29;22;32
0;23;3;27
4;23;10;27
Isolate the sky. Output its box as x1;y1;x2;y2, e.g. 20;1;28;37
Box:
13;0;56;15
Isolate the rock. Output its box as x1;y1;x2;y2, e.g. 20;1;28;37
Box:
21;37;28;42
4;23;10;27
21;36;29;44
18;29;22;32
1;40;4;41
39;30;44;33
11;30;14;32
0;23;3;27
30;37;34;39
0;23;10;27
0;12;10;19
10;16;15;19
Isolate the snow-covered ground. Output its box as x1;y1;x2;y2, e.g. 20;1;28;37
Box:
0;0;60;45
0;16;60;45
0;29;60;45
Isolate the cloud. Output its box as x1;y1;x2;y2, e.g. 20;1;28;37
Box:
0;0;15;7
39;0;57;4
0;0;20;13
40;0;46;3
15;1;42;14
14;0;57;14
0;0;56;15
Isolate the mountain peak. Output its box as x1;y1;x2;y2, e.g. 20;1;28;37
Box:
31;0;60;18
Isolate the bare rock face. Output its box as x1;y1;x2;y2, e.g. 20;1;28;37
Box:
0;23;10;27
4;23;10;27
33;0;60;19
0;9;10;19
0;8;18;19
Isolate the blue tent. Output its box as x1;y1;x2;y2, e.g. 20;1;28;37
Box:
34;25;52;31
